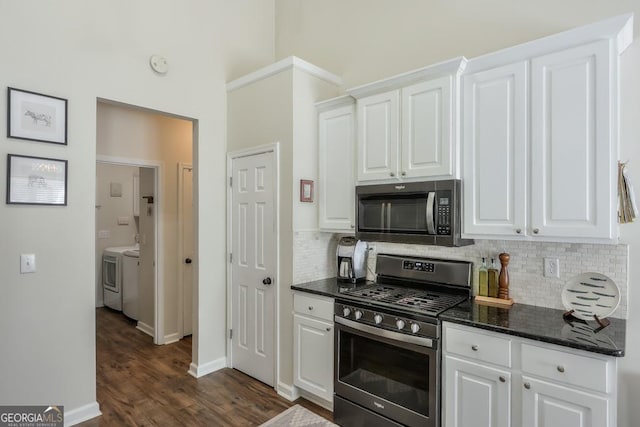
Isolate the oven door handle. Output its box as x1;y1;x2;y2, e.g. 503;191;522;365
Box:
335;316;434;349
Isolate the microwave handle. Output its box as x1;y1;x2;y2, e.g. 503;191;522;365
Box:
426;192;436;234
380;202;386;229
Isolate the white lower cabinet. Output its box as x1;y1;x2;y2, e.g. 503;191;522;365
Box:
293;293;334;404
521;376;609;427
443;322;617;427
445;356;511;427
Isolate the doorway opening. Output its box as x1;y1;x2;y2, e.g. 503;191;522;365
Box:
95;99;195;348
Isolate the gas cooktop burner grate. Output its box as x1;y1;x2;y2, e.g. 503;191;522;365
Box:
341;284;468;316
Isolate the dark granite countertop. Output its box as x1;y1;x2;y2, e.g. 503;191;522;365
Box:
291;278;626;357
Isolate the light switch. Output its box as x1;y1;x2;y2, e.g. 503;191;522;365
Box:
20;254;36;274
98;230;111;239
117;216;130;225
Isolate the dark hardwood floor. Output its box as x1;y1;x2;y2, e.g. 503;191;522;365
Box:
78;308;333;426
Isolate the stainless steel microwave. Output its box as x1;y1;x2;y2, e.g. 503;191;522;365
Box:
355;179;473;247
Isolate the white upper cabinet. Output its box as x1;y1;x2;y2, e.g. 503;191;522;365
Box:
349;57;465;183
357;91;400;181
402;76;454;178
317;96;356;231
462;14;633;243
463;61;528;237
530;40;613;240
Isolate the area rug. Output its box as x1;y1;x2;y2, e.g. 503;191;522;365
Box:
259;404;338;427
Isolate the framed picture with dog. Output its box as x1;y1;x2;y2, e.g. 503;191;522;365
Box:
7;87;68;145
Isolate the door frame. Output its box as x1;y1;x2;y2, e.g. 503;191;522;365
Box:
177;162;193;338
96;155;165;345
226;142;280;386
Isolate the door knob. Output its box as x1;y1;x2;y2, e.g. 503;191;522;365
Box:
185;258;192;264
262;277;272;285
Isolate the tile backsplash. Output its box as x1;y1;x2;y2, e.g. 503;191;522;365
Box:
293;233;628;319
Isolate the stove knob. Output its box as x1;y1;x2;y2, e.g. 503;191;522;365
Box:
396;320;406;330
355;310;363;320
374;314;383;325
410;323;420;334
343;307;351;317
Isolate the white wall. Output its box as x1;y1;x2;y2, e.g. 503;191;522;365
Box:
274;1;640;425
0;0;274;422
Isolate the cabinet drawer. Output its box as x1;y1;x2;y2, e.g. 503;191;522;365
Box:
294;293;334;321
521;343;610;393
444;324;512;367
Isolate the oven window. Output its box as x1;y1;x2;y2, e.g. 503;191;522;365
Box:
338;329;431;416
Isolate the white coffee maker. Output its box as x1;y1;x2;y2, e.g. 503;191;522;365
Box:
336;236;368;283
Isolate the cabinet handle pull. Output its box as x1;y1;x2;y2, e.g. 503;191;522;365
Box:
524;382;531;390
471;345;479;351
350;224;355;229
326;327;331;332
515;228;522;234
390;172;395;177
533;228;540;234
308;306;313;311
499;376;506;383
557;366;565;373
401;171;406;176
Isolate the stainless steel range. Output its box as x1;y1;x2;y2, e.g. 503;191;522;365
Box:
334;254;473;427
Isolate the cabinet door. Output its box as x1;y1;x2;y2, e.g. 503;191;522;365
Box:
521;376;610;427
530;40;614;240
318;104;355;231
444;356;511;427
357;91;400;181
401;76;453;178
462;61;528;238
293;314;333;402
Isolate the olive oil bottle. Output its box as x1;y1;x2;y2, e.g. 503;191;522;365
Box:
488;258;499;298
478;257;488;297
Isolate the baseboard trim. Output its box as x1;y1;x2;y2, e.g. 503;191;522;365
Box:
164;332;180;345
188;357;227;378
297;389;333;412
136;322;154;337
276;382;300;402
64;401;101;426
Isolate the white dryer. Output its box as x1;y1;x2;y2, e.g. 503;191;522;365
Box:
122;248;140;320
102;245;138;311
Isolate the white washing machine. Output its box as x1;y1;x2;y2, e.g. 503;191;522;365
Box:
102;245;138;311
122;248;140;320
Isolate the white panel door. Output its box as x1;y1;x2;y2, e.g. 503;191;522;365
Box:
231;151;276;386
445;356;511;427
293;314;333;401
522;376;609;427
180;165;194;336
462;61;528;237
318;103;355;231
530;40;613;239
402;76;453;178
357;90;400;181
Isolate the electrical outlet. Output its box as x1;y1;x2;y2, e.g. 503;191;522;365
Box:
544;258;560;278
